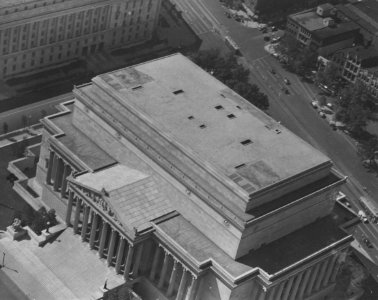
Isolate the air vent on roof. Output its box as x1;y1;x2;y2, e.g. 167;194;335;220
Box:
132;85;142;90
235;163;246;169
199;124;207;129
240;139;252;146
173;89;184;95
227;114;236;119
215;105;224;110
236;105;241;109
188;116;194;120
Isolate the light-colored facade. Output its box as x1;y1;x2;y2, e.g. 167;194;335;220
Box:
0;0;161;78
286;4;359;55
13;53;352;300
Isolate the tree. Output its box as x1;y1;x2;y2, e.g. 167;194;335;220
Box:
190;50;269;110
3;122;8;134
335;82;375;135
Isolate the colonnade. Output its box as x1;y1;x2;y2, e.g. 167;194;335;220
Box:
65;191;143;280
263;253;342;300
46;150;72;198
148;244;198;300
65;189;199;300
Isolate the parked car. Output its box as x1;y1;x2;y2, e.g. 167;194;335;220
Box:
311;101;318;108
363;238;374;248
270;68;276;74
327;103;333;109
319;112;326;118
284;78;290;85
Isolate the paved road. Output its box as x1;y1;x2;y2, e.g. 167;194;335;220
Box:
176;0;378;271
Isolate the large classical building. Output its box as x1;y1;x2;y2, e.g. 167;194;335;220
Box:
16;53;352;299
0;0;161;78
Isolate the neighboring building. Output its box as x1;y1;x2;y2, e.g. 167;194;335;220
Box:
12;53;352;300
286;4;360;55
336;0;378;49
319;46;378;97
245;0;324;15
0;0;161;79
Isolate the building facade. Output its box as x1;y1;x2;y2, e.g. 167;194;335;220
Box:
286;4;360;55
0;0;161;79
318;46;378;97
14;53;352;300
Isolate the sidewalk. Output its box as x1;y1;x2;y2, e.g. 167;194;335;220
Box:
0;228;124;300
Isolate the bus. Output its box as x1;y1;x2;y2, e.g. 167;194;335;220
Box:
359;196;378;223
224;36;240;55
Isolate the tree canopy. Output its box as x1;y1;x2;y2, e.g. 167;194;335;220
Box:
335;82;376;134
190;49;269;110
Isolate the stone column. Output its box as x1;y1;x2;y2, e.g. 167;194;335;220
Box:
257;288;267;300
297;269;311;300
149;245;161;281
81;205;90;241
89;213;99;249
107;229;117;266
176;269;189;300
266;286;277;300
132;243;144;277
46;151;55;185
273;282;285;300
60;164;70;198
167;260;179;297
123;244;135;281
115;238;126;274
65;190;74;226
330;257;341;282
98;222;109;258
306;263;321;296
185;274;199;300
51;154;59;186
314;259;329;292
73;198;82;234
53;158;64;191
158;251;170;289
323;255;338;287
281;276;295;300
288;271;304;300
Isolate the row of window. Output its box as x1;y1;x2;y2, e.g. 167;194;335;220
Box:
1;0;67;16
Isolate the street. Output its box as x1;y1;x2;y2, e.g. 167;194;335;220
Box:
173;0;378;276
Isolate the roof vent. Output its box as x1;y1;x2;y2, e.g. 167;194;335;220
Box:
227;114;236;119
173;89;184;95
199;124;207;129
215;105;224;110
132;85;142;90
240;139;252;146
188;116;194;120
235;163;246;169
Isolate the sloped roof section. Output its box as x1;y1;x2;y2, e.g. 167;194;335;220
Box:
75;164;174;232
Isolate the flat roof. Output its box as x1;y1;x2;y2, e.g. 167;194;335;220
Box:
51;111;117;171
92;53;330;196
238;215;350;275
0;0;36;9
155;214;253;279
352;0;378;26
290;10;328;31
